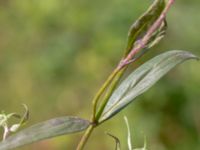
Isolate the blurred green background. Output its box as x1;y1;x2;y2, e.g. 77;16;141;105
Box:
0;0;199;149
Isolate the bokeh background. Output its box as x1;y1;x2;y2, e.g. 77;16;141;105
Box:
0;0;199;149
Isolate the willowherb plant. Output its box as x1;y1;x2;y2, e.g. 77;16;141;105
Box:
0;0;198;150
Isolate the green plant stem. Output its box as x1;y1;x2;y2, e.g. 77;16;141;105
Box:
76;125;94;150
95;67;127;120
92;67;121;121
91;0;175;122
76;65;126;150
77;1;176;149
95;0;176;120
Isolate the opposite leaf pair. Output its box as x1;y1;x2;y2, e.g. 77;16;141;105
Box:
0;0;198;150
0;50;197;150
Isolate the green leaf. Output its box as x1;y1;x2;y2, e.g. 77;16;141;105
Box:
124;0;166;56
146;19;167;49
99;50;198;122
0;116;90;150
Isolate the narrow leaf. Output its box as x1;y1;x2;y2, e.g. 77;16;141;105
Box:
124;0;165;56
0;116;90;150
100;50;198;122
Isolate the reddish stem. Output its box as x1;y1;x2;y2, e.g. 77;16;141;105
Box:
118;0;175;69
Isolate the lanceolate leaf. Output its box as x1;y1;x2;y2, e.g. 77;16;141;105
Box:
124;0;166;56
99;50;198;122
0;116;90;150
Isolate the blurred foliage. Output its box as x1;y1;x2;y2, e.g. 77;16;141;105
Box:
0;0;199;149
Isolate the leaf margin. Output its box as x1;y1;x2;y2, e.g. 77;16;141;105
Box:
100;50;199;122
